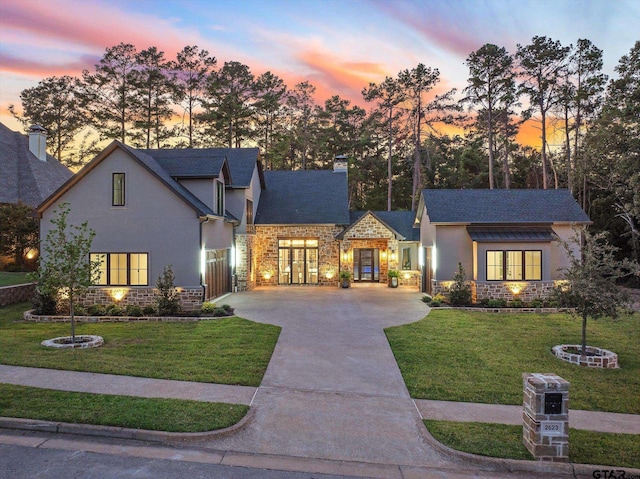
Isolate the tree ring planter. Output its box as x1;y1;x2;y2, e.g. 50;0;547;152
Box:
41;335;104;349
552;344;619;368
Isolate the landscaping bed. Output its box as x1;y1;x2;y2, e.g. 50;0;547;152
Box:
385;309;640;414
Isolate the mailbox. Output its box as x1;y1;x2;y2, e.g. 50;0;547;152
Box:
544;392;563;415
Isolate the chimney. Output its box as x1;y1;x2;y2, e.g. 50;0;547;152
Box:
333;154;348;173
28;125;47;162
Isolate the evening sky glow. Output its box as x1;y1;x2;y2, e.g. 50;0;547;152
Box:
0;0;638;146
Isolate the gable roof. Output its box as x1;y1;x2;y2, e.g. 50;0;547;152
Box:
137;148;230;181
419;189;591;224
0;122;73;207
340;210;420;241
255;170;350;225
38;141;217;218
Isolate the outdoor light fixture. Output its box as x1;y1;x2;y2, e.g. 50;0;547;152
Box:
325;271;335;279
263;271;272;280
505;282;528;296
381;250;387;259
403;272;411;280
112;289;125;301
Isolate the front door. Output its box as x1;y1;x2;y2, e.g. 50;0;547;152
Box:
354;248;379;282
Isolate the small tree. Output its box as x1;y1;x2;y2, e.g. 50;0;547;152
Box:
155;265;181;315
553;230;640;354
449;262;472;305
37;203;101;343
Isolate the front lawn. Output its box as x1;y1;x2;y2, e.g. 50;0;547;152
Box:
425;420;640;469
0;383;247;432
0;302;280;386
0;272;32;287
386;309;640;414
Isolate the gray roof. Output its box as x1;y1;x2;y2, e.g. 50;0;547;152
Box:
347;211;420;241
138;149;227;179
421;189;590;224
467;226;556;242
255;170;350;225
0;122;72;207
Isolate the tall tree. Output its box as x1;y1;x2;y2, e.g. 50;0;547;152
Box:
171;45;217;148
398;64;440;209
201;61;255;147
586;41;640;262
254;71;287;168
516;36;570;189
0;202;38;271
81;43;140;144
9;76;87;166
363;76;406;210
286;81;317;169
133;46;177;148
463;44;517;189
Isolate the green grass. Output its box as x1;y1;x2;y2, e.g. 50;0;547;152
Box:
386;310;640;413
0;302;280;386
425;420;640;469
0;272;32;287
0;384;247;432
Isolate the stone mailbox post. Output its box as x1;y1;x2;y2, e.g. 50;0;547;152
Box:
522;373;569;462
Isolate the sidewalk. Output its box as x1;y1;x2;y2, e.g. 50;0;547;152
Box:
2;364;638;435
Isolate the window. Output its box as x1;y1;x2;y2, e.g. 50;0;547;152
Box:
278;239;318;284
112;173;125;206
486;250;541;281
91;253;148;286
215;180;224;216
402;247;412;270
246;199;253;225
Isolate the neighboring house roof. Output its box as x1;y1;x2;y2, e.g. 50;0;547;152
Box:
255;170;350;225
0;122;73;207
419;189;591;224
38;141;218;218
341;211;420;241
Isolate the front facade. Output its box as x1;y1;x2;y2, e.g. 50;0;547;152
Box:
38;144;591;309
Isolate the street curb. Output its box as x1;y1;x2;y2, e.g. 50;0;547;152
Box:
417;418;640;478
0;407;255;443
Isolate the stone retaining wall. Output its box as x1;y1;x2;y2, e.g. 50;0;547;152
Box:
0;283;36;306
432;280;555;302
23;310;227;323
78;287;203;311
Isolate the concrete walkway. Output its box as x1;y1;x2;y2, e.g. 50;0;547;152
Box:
1;284;638;473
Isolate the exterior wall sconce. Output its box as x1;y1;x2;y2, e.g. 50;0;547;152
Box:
381;250;387;260
403;272;411;280
390;251;396;261
325;271;335;279
263;271;272;280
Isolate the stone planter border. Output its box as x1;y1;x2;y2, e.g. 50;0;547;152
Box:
22;310;232;323
552;344;619;369
41;335;104;349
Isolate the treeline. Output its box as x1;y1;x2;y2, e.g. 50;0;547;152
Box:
10;39;640;262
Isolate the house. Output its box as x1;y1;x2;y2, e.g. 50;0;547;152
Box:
0;123;72;207
37;141;591;310
415;189;591;302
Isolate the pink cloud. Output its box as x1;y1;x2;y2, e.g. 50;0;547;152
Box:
0;52;97;78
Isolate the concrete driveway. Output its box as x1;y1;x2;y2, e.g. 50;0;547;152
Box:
202;284;457;468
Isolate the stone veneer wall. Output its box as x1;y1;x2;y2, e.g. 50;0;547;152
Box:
398;271;420;288
432;280;555;302
235;234;256;292
254;225;343;287
78;286;203;311
0;283;36;306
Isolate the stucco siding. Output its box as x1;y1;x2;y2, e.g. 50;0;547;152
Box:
179;179;214;210
202;217;233;251
551;224;581;279
434;225;473;281
40;148;202;287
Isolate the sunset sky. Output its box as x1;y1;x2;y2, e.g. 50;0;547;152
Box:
0;0;637;147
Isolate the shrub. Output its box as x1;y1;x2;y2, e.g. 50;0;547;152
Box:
87;304;106;316
105;303;124;316
155;265;181;316
387;270;400;278
32;291;58;315
529;298;544;308
74;304;87;316
486;298;507;308
201;303;216;315
421;294;433;304
142;305;157;316
448;263;472;306
509;298;524;308
125;304;143;317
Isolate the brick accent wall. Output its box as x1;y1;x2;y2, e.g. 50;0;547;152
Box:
235;234;256;292
77;286;203;311
0;283;36;306
253;225;342;287
432;280;555;302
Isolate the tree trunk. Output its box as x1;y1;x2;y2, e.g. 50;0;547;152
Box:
488;109;494;189
70;291;76;345
581;311;588;355
540;102;548;189
387;107;393;212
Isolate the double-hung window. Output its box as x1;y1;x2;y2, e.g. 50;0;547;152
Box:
91;253;148;286
486;250;541;281
112;173;125;206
